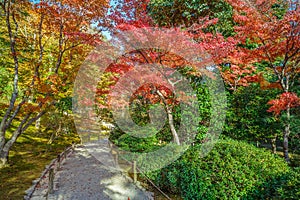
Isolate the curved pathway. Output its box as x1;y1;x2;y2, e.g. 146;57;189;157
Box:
29;144;153;200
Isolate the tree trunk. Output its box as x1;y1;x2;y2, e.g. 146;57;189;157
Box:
0;129;23;168
166;106;180;145
283;106;290;162
0;134;5;151
271;135;277;154
48;121;62;144
156;90;180;145
0;149;9;168
0;111;44;166
35;117;41;129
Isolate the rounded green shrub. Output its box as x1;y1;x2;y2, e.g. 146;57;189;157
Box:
248;167;300;199
145;139;292;199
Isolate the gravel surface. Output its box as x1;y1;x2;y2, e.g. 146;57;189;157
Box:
29;144;153;200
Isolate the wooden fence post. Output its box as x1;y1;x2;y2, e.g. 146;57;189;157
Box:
57;155;61;169
132;161;137;183
48;168;54;194
109;143;119;164
64;148;67;160
113;150;118;164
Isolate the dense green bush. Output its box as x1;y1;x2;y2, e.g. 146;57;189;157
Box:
224;84;281;144
276;167;300;199
224;81;300;155
145;139;295;199
245;167;300;199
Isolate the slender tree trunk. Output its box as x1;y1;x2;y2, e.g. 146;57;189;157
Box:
271;134;277;154
0;108;47;167
0;0;20;168
0;112;29;168
0;129;22;168
166;106;180;145
0;134;5;150
35;117;41;129
0;149;9;168
48;121;62;144
283;106;290;162
156;90;180;145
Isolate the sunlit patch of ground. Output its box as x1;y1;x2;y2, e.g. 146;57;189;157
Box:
0;126;80;200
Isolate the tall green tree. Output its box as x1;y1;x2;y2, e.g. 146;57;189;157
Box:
147;0;235;37
0;0;109;167
225;84;282;151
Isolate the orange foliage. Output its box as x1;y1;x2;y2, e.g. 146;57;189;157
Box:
256;72;282;90
267;92;300;115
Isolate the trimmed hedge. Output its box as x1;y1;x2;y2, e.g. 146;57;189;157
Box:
145;139;298;199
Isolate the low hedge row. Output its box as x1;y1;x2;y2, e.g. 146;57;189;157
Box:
145;139;299;199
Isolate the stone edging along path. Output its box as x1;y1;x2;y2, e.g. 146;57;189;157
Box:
25;143;153;200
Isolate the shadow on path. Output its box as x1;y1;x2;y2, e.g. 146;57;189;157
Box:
30;143;153;200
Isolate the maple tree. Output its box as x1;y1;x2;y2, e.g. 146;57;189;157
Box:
93;39;198;146
267;92;300;115
92;0;235;145
145;1;259;91
223;0;300;162
105;0;300;161
0;0;109;167
80;0;234;161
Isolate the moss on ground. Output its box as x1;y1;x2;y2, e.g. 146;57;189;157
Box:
0;126;80;199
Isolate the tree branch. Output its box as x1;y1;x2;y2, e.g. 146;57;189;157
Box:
0;0;20;134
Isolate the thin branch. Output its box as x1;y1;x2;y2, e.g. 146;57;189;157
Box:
2;113;32;153
3;99;27;132
35;11;45;79
0;0;20;133
54;17;64;73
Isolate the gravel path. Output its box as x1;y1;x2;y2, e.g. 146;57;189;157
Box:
29;144;153;200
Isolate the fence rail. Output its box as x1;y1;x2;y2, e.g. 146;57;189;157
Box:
108;141;172;200
26;135;171;200
24;144;75;200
